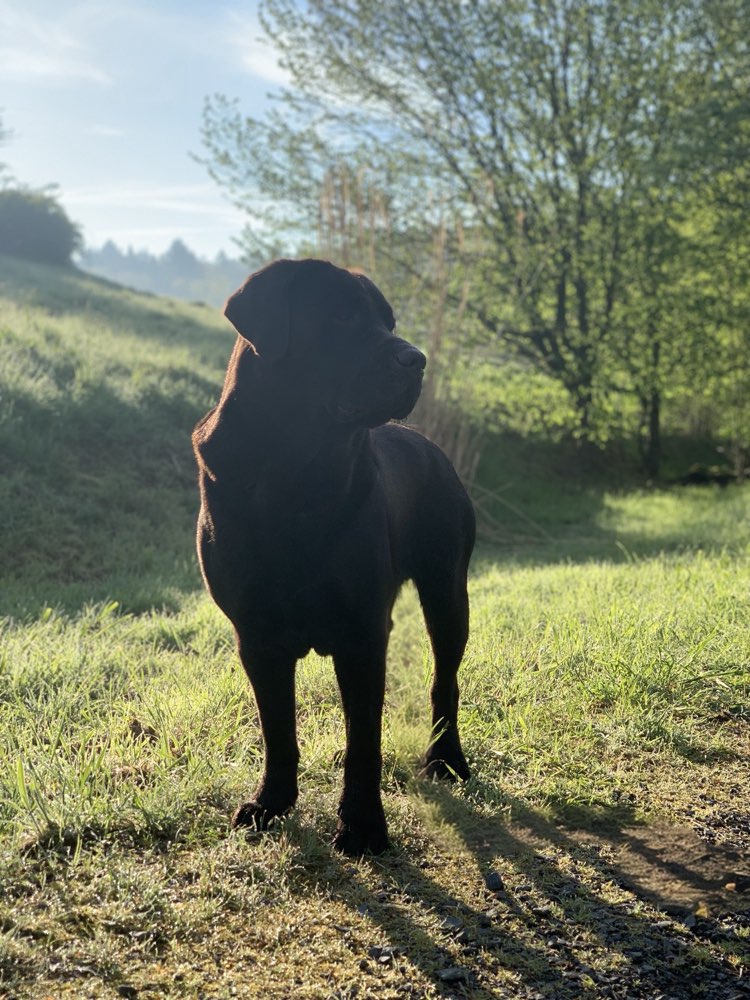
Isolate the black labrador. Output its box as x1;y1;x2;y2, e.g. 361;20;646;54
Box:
193;258;475;855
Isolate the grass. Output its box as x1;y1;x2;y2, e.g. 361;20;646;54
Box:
1;255;749;998
0;254;226;616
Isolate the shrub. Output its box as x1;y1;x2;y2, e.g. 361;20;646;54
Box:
0;187;82;266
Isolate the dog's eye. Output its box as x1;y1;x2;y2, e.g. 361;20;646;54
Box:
333;309;358;326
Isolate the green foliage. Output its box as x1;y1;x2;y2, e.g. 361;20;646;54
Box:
0;256;229;615
0;187;82;266
200;0;750;472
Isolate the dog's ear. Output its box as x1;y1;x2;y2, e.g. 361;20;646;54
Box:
223;259;299;363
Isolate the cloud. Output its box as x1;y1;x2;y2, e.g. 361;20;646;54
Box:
0;2;111;85
87;223;237;245
224;9;291;87
87;125;125;138
61;181;247;255
63;182;240;219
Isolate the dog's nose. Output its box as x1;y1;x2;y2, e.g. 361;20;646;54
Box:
395;346;426;370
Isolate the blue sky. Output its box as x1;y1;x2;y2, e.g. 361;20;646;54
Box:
0;0;287;257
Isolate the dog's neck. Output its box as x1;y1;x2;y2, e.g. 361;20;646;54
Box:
195;338;373;507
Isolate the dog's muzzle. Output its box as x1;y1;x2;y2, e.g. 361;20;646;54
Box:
334;339;426;425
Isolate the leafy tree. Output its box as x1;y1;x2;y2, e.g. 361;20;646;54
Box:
200;0;748;469
201;3;687;431
685;0;750;476
0;187;81;266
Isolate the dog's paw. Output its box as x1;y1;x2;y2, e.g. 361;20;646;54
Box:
231;800;284;831
332;819;390;857
418;753;471;783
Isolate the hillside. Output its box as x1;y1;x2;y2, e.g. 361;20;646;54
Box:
0;255;230;616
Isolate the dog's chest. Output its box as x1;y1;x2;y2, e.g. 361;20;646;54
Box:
200;499;386;656
243;568;368;659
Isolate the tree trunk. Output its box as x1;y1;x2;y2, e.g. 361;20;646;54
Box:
643;387;661;479
641;336;662;479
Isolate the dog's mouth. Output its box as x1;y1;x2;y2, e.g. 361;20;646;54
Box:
335;378;423;426
334;403;364;422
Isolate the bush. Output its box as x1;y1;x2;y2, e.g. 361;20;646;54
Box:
0;187;82;266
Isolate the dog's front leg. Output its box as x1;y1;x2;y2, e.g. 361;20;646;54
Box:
231;640;300;830
332;639;389;855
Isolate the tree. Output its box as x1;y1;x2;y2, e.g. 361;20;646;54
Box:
162;238;203;281
201;0;750;471
0;187;82;266
684;0;750;477
202;1;698;436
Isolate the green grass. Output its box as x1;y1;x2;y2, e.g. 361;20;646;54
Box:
0;254;227;616
1;256;748;998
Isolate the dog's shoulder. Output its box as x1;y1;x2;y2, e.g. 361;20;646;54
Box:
371;421;453;469
371;422;471;504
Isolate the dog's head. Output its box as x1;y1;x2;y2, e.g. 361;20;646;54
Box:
224;258;425;427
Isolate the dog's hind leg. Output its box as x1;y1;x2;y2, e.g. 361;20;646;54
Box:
231;638;300;830
416;570;471;782
331;638;390;856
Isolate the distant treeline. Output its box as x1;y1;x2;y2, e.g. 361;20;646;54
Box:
78;240;253;307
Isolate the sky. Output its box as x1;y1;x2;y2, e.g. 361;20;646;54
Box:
0;0;288;258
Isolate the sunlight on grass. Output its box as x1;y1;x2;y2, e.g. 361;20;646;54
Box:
3;532;747;852
1;258;748;998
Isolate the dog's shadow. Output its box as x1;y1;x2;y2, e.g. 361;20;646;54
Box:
270;782;746;998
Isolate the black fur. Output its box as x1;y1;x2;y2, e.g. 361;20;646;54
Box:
193;258;475;855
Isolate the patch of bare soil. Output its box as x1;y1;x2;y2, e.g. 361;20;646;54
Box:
406;785;750;999
568;820;750;917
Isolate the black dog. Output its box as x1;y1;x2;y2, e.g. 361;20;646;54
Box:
193;258;475;855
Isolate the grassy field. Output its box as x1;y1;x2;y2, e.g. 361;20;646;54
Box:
1;256;749;999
